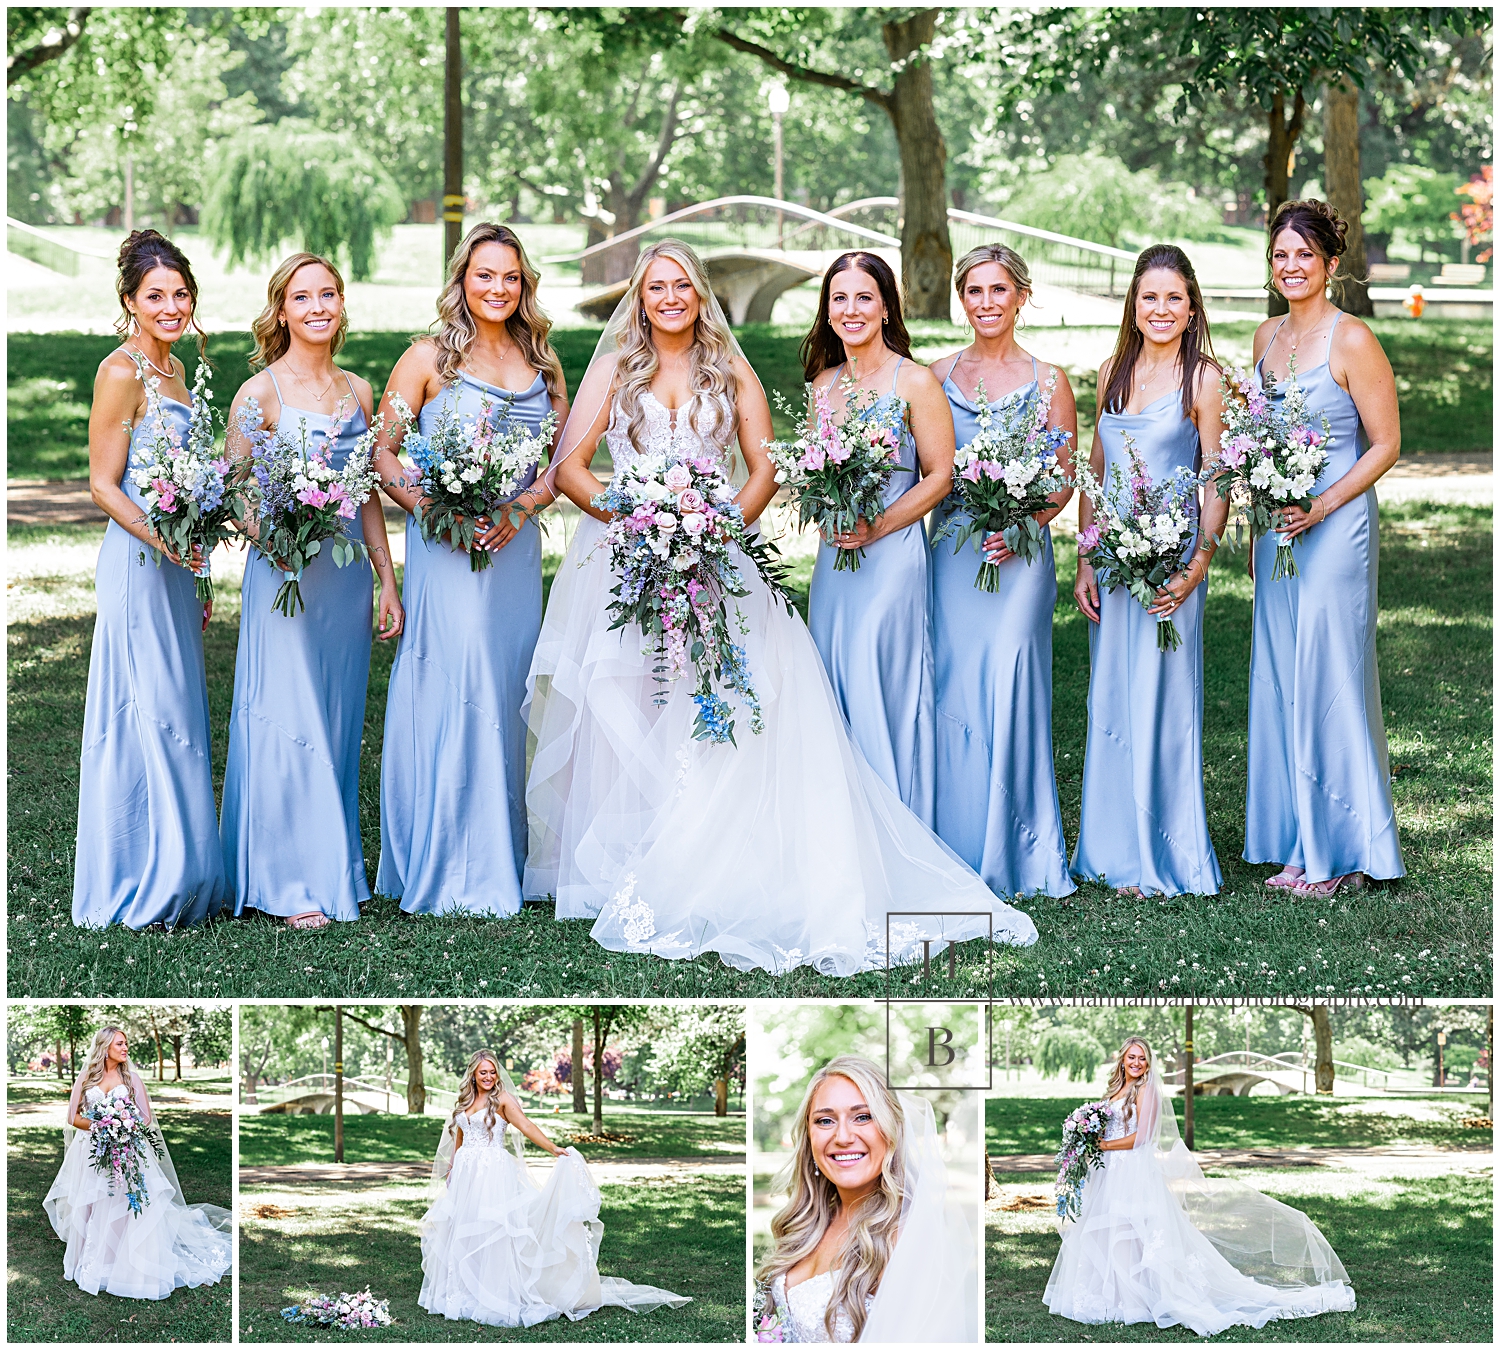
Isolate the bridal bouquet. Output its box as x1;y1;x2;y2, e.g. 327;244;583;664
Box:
125;358;246;602
84;1087;163;1217
281;1288;393;1330
1054;1099;1111;1221
237;397;383;616
765;371;910;572
1073;437;1200;653
390;387;556;572
930;371;1073;585
751;1283;788;1342
1213;359;1333;581
592;452;793;746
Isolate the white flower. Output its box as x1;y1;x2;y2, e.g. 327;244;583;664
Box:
654;511;677;532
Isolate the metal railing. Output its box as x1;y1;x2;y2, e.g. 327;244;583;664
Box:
1161;1049;1456;1095
7;217;112;277
245;1074;458;1112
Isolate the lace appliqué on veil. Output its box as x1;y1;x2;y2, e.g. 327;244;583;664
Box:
605;875;657;946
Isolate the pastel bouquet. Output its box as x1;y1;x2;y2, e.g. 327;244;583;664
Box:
281;1288;393;1331
83;1086;163;1217
125;357;246;602
930;371;1073;585
591;451;793;745
752;1282;788;1342
390;386;556;572
1054;1099;1112;1221
765;370;910;572
1073;437;1200;653
237;396;383;617
1213;358;1333;581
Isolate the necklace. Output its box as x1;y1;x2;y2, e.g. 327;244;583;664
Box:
848;349;896;390
125;342;176;381
281;360;337;405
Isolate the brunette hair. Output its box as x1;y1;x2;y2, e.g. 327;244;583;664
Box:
953;243;1033;298
1099;244;1217;421
1267;198;1357;297
249;252;350;370
429;223;564;396
800;251;912;382
115;229;208;359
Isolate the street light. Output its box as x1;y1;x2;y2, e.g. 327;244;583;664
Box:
321;1036;329;1093
767;83;790;245
999;1018;1014;1082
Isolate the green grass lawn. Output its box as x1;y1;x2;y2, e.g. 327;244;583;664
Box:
238;1172;744;1342
986;1171;1492;1342
7;1111;232;1343
6;494;1489;999
986;1094;1492;1158
239;1108;746;1166
5;321;1490;480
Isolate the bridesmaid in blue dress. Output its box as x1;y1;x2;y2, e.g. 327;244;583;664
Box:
930;244;1076;898
74;230;230;929
221;253;404;929
1072;245;1229;897
1245;200;1406;897
372;224;567;915
804;251;956;824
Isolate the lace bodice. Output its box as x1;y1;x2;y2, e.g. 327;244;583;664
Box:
456;1110;510;1148
83;1084;131;1106
1103;1098;1134;1142
771;1271;874;1343
604;390;736;471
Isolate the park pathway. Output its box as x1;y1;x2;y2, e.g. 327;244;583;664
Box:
240;1155;746;1189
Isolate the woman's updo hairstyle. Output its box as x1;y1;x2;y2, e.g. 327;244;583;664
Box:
1267;199;1355;296
115;229;208;359
953;243;1033;299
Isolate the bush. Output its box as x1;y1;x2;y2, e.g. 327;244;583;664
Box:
1363;164;1467;259
1036;1026;1106;1082
1331;1036;1404;1072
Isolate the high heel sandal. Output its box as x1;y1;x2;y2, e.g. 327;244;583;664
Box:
1290;873;1367;899
1264;865;1306;890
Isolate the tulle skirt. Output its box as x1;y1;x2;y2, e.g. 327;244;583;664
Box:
418;1146;687;1327
1043;1148;1355;1336
43;1140;230;1300
523;516;1038;975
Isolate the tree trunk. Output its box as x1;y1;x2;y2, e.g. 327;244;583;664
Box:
442;6;464;273
401;1006;426;1114
592;1008;606;1134
1183;1006;1195;1150
883;10;951;320
55;1039;64;1080
571;1019;587;1115
714;1078;728;1116
1264;88;1307;316
334;1006;344;1163
1311;1006;1334;1093
172;1036;182;1081
1322;77;1374;316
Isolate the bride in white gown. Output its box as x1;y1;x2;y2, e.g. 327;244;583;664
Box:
43;1026;230;1300
418;1050;689;1327
1044;1037;1356;1335
524;239;1038;975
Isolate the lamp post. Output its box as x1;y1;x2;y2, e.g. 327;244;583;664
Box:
1183;1006;1195;1151
1437;1029;1447;1088
321;1036;329;1093
334;1006;344;1164
767;83;789;245
999;1018;1013;1083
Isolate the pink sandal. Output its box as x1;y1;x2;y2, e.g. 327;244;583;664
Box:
1264;865;1306;890
1290;873;1366;899
286;912;331;931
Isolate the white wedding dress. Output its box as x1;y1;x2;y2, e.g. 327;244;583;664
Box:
1044;1075;1356;1335
43;1078;231;1300
418;1109;689;1327
770;1271;872;1343
524;388;1039;975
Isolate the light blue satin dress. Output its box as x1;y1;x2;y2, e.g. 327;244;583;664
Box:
221;371;374;920
932;359;1074;898
378;371;549;915
1072;391;1222;896
73;394;231;929
808;358;936;824
1245;316;1405;882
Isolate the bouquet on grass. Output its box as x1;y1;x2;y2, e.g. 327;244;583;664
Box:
390;386;557;572
83;1086;164;1217
764;371;910;572
930;370;1073;585
591;451;793;746
125;356;247;603
1213;358;1333;581
236;396;383;617
1073;437;1200;654
1054;1099;1112;1221
281;1288;393;1331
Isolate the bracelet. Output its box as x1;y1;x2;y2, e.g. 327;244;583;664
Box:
1313;496;1328;522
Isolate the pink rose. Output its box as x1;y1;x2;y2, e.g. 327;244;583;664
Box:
677;488;705;512
663;464;691;491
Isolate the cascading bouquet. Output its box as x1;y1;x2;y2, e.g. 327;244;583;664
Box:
1073;436;1200;653
592;452;793;745
764;370;910;572
125;357;246;602
281;1288;394;1331
389;387;557;572
751;1283;788;1342
930;372;1073;586
1054;1099;1112;1221
237;397;383;617
83;1086;164;1217
1213;358;1333;581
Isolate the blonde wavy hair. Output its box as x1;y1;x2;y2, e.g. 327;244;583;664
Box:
429;223;563;396
756;1055;906;1342
78;1025;134;1094
449;1050;504;1136
611;239;738;456
1105;1037;1153;1122
954;242;1033;300
249;252;351;370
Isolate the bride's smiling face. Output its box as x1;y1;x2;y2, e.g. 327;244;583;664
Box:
808;1074;887;1195
107;1032;129;1068
474;1058;499;1093
641;257;700;337
1122;1043;1150;1081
